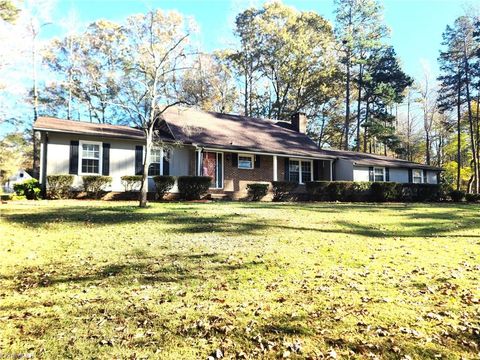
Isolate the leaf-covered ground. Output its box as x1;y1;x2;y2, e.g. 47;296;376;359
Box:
0;200;479;359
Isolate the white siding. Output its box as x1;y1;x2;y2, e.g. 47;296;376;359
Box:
427;170;439;184
353;166;369;181
389;168;409;183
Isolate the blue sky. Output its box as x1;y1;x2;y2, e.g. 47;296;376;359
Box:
43;0;468;80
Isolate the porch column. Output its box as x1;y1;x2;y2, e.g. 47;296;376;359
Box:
160;148;164;175
330;160;333;181
196;149;202;176
273;155;278;181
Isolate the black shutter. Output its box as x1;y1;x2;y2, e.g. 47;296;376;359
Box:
385;167;390;182
284;157;289;181
232;153;238;167
408;168;413;183
102;143;110;175
69;140;79;174
254;155;260;168
135;145;143;175
217;153;223;188
368;167;374;182
163;157;170;176
423;169;427;183
313;160;320;181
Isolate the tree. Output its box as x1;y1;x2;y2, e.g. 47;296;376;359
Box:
334;0;388;150
0;0;20;23
179;53;237;113
113;10;191;207
0;132;32;185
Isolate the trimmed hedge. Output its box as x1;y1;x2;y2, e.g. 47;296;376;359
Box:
153;176;175;200
121;175;142;192
449;190;465;202
246;183;269;201
466;193;480;203
82;175;112;199
304;181;441;202
47;174;74;199
177;176;211;200
13;179;41;200
271;181;297;201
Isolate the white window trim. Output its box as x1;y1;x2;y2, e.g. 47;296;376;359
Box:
238;153;254;170
79;140;102;175
373;167;385;182
289;159;313;184
147;147;164;178
412;169;423;184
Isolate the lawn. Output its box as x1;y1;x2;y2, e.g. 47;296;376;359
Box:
0;200;479;359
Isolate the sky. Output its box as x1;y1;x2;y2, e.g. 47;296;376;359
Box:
43;0;470;81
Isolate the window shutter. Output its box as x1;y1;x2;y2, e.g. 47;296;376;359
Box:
231;153;238;167
254;155;260;168
69;140;79;175
135;145;143;175
284;157;289;181
408;168;413;183
368;167;374;182
423;169;427;183
385;167;390;182
163;157;170;176
102;143;110;176
217;153;223;188
313;160;320;181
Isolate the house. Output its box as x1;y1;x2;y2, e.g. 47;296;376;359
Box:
2;169;32;193
33;106;442;199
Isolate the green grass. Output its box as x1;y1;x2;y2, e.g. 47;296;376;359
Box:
1;200;479;359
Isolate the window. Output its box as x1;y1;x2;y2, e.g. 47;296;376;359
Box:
374;167;385;182
148;148;162;176
238;154;254;169
412;169;423;183
289;160;312;184
80;142;101;174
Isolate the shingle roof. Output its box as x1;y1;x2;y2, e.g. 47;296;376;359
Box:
322;148;442;170
159;107;336;159
34;116;145;141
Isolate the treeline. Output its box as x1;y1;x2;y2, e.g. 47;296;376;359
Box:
2;0;480;193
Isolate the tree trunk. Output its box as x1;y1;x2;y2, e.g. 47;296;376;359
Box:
344;53;351;150
425;132;430;165
456;80;462;191
139;130;151;207
355;63;363;152
363;100;369;152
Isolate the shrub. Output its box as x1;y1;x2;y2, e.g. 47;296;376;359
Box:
177;176;211;200
401;183;441;202
153;176;175;200
121;175;142;192
271;181;297;201
246;183;269;201
13;179;41;200
305;181;330;201
449;190;465;202
465;193;480;203
47;174;74;199
350;182;372;202
82;175;112;199
370;182;402;202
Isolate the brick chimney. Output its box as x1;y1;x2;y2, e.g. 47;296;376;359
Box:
291;112;307;133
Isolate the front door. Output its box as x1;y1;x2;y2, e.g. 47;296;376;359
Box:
202;152;223;189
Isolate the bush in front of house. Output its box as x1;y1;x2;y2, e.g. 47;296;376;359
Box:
82;175;112;199
305;181;330;201
465;193;480;203
306;181;371;202
177;176;211;200
46;174;74;199
449;190;465;202
401;183;441;202
13;178;41;200
121;175;142;192
371;182;402;202
246;183;269;201
153;175;175;200
271;181;297;201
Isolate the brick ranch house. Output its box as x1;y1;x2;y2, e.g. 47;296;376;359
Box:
33;106;442;199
